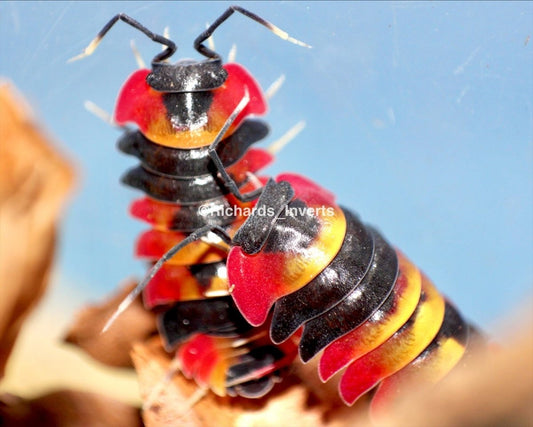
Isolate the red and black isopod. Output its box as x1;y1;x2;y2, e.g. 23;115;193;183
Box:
72;7;308;399
73;5;477;415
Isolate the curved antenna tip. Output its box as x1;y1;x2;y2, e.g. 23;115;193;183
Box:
268;24;312;49
100;288;140;334
68;38;101;63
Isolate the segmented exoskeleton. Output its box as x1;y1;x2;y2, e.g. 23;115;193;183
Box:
72;7;307;398
73;6;477;415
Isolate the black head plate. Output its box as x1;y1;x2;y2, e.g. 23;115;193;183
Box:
147;58;228;93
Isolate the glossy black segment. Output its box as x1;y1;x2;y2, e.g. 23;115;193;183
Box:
164;197;237;232
147;59;227;92
226;345;286;384
121;165;247;203
270;209;375;344
161;91;214;133
117;119;269;177
232;179;295;254
262;199;320;252
299;227;399;362
436;301;469;344
227;374;278;398
187;261;227;288
158;296;253;350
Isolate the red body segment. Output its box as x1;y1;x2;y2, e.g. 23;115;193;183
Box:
318;251;422;382
338;275;445;404
136;228;229;265
115;64;267;149
228;173;347;326
143;263;228;308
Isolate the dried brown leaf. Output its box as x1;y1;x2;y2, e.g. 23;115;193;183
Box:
0;390;143;427
129;313;533;427
379;315;533;427
0;82;74;378
65;281;157;367
131;337;369;427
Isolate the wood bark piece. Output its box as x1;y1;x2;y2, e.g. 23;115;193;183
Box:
377;319;533;427
130;316;533;426
64;281;157;367
0;81;143;427
0;390;143;427
0;82;74;378
131;337;368;427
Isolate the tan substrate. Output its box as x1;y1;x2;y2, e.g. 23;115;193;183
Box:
0;80;141;408
0;277;142;407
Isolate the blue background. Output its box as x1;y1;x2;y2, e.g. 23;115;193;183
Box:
1;1;531;333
